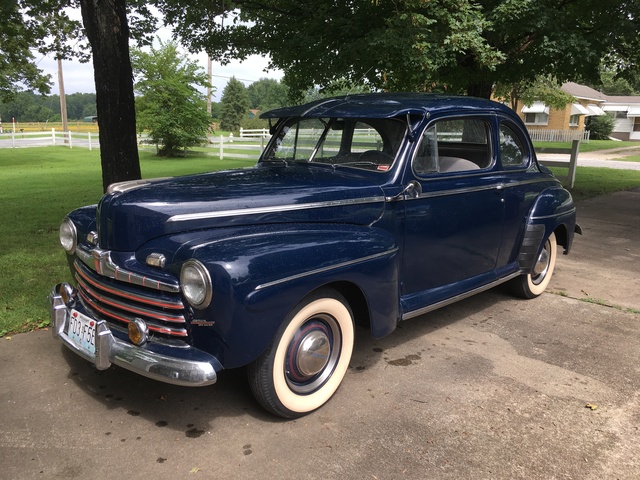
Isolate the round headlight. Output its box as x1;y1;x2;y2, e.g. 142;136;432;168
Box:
59;218;77;254
180;260;212;309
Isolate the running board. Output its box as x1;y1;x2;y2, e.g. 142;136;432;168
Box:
401;272;521;321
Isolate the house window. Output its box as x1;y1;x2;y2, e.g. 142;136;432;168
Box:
524;112;549;126
569;115;580;126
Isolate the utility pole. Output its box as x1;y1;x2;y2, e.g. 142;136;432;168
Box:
57;57;69;137
207;55;212;116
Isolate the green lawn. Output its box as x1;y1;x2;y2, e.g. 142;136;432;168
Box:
533;139;640;152
0;147;254;337
1;147;639;336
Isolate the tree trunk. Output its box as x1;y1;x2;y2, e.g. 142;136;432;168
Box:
466;80;494;100
80;0;141;192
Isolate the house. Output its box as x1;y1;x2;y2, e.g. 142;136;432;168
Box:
515;82;640;141
601;96;640;141
517;83;606;141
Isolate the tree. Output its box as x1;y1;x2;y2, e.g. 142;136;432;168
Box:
494;76;576;113
132;41;212;156
161;0;640;100
0;0;84;102
247;78;289;111
219;77;249;132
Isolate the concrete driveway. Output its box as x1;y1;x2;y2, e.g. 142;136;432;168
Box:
1;191;639;480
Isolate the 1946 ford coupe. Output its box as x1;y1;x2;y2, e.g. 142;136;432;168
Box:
49;93;580;418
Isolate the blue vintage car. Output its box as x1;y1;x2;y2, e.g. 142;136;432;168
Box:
50;93;579;418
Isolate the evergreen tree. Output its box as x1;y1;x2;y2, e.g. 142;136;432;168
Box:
220;77;249;132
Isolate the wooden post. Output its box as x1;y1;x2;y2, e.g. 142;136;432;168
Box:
567;140;579;188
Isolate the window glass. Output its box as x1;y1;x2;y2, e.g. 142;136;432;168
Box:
265;117;405;172
273;118;326;161
413;118;490;175
499;124;526;167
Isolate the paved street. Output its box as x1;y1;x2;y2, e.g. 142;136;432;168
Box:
0;190;639;479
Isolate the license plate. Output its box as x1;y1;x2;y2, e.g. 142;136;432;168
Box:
68;310;96;355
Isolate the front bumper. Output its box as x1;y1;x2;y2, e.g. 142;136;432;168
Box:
49;283;220;387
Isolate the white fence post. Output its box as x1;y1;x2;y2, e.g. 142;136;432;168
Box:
88;132;92;151
219;135;223;159
68;131;73;149
567;140;579;189
240;127;244;138
52;128;56;146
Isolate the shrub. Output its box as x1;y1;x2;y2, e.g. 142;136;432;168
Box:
586;114;615;140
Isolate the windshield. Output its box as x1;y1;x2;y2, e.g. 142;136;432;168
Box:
262;117;407;172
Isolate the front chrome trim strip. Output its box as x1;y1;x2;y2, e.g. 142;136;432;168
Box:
76;247;179;293
255;248;399;291
166;196;386;223
401;272;521;321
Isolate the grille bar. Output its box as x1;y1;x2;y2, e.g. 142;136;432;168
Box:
73;259;189;339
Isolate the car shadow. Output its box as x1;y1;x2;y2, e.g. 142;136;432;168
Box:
61;286;519;427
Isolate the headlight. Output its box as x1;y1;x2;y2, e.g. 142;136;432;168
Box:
59;218;77;254
180;260;212;309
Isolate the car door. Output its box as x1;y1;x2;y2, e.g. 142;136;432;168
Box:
400;115;505;313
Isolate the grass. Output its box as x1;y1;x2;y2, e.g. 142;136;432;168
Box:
533;139;640;152
613;155;640;163
1;147;639;336
0;147;254;337
550;166;640;201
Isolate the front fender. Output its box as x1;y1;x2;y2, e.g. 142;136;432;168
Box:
169;224;399;368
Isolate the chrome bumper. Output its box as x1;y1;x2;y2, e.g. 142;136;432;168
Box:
49;284;219;387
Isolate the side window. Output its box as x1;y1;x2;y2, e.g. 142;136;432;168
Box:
499;124;526;167
413;118;491;176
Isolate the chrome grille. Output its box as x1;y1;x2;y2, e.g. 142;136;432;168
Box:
74;260;189;338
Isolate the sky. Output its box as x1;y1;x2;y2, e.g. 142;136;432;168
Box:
33;20;283;102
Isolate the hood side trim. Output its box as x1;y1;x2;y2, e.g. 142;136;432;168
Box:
166;196;386;223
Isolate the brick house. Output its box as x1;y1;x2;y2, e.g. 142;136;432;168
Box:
515;82;640;141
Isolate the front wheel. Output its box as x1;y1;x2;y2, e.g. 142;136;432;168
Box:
510;231;557;299
248;289;355;418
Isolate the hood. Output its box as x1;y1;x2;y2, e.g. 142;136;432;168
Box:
97;164;387;251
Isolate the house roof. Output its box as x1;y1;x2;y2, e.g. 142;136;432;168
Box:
561;82;608;102
604;96;640;105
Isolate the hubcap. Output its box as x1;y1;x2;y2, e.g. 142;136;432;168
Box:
532;240;551;284
295;330;331;376
285;314;341;394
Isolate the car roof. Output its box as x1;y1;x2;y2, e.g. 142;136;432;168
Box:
261;93;513;119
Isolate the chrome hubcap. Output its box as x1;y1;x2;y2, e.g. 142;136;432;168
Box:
295;330;331;376
532;240;551;284
285;314;341;394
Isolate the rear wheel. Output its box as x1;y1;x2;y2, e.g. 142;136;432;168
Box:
510;232;557;299
248;289;355;418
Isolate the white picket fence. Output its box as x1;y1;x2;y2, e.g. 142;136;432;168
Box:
0;129;100;149
527;129;590;143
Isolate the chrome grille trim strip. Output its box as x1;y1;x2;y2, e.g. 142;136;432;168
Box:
78;291;189;337
76;246;180;293
75;261;184;310
166;196;386;223
76;275;186;324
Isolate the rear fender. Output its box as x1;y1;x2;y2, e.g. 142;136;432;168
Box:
519;186;577;271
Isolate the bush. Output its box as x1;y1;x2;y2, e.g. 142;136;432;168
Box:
586;114;615;140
